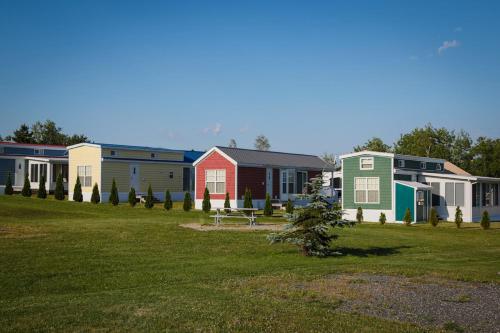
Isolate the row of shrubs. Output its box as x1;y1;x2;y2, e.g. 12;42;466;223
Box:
3;172;66;200
355;206;491;230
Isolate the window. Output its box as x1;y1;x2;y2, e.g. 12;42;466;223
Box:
360;157;374;170
455;183;465;206
397;160;405;168
482;183;494;207
205;169;226;194
420;162;426;170
494;184;499;206
354;177;379;203
77;165;92;187
40;164;47;180
296;171;307;194
169;171;174;179
472;183;479;207
30;164;38;182
436;164;442;171
282;172;287;193
445;182;454;206
183;168;191;192
110;150;116;156
288;171;295;194
430;182;441;206
151;153;156;158
34;149;44;155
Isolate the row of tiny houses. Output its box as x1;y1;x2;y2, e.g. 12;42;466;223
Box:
192;146;329;209
340;151;500;223
67;143;203;202
0;141;69;193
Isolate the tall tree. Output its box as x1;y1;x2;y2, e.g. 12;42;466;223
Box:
254;135;270;151
470;137;500;177
393;124;454;160
10;124;34;143
354;137;391;152
228;139;237;148
5;120;88;145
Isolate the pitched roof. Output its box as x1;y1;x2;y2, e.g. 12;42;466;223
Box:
215;146;329;169
444;161;471;176
184;150;205;163
395;180;432;189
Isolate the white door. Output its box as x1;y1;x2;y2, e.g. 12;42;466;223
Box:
266;168;273;197
130;165;140;191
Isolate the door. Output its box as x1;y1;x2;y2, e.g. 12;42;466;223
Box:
266;168;273;196
130;165;140;191
416;190;428;221
280;169;295;201
280;169;288;201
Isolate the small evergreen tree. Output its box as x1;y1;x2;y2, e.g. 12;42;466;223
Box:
91;183;100;204
73;176;83;202
243;188;253;208
480;210;490;230
54;173;65;200
356;207;363;223
202;187;211;213
224;192;231;213
4;173;14;195
268;176;348;257
37;176;47;199
263;193;273;216
429;208;438;227
285;198;294;214
109;178;119;206
379;212;386;225
164;190;172;210
454;206;463;228
403;208;412;225
144;185;154;209
21;174;31;197
128;187;137;207
183;192;192;211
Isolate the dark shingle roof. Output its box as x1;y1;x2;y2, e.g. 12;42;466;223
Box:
216;146;329;170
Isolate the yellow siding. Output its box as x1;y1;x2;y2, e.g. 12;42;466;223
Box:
68;146;101;192
101;148;183;161
101;162;130;192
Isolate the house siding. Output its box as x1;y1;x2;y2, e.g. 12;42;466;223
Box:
237;166;266;200
68;145;102;197
195;151;236;200
342;155;392;210
272;168;280;199
395;183;414;222
102;148;183;161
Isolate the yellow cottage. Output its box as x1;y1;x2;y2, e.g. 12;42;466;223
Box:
67;143;203;202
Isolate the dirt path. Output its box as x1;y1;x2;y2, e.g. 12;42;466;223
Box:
179;222;285;232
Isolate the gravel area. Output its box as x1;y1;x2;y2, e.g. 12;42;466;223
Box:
179;222;284;232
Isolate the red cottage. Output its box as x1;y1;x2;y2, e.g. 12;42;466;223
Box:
193;146;329;209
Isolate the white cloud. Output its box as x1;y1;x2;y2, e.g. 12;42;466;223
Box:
438;40;460;55
203;123;222;136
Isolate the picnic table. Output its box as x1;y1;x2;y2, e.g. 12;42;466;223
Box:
210;207;258;226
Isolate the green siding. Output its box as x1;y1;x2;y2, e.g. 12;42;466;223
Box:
342;155;392;210
396;183;414;222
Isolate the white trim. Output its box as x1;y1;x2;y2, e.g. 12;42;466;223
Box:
66;142;102;150
354;177;380;204
205;169;226;194
339;150;446;164
420;161;427;170
340;151;394;159
192;147;238;167
359;157;374;170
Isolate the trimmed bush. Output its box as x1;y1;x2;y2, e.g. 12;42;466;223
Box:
128;187;137;207
73;177;83;202
404;208;412;226
91;183;100;204
224;192;231;212
144;185;154;209
454;206;463;228
21;174;31;197
109;179;119;206
481;210;490;230
356;207;363;223
379;212;386;225
183;192;192;212
164;190;172;210
285;199;294;214
429;208;438;227
263;193;273;216
4;173;13;195
37;176;47;199
54;173;65;200
202;187;211;213
243;188;253;209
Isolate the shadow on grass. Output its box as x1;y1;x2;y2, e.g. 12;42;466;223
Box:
332;246;411;257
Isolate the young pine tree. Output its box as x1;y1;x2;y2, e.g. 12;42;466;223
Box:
243;188;253;215
403;208;412;226
4;173;14;195
379;212;386;225
109;178;119;206
164;190;172;210
454;206;463;228
263;193;273;216
73;176;83;202
429;208;438;227
183;192;192;212
202;187;211;213
91;183;100;204
224;192;231;213
128;187;137;207
54;173;65;200
144;185;154;209
268;176;347;257
285;199;294;214
37;175;47;199
21;174;31;197
356;207;363;223
481;210;490;230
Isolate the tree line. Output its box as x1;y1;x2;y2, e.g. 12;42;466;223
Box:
0;120;88;146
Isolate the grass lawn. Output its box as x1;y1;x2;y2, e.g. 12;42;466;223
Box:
0;195;498;332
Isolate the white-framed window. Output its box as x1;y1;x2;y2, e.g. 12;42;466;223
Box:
436;164;442;171
77;165;92;187
398;160;405;168
205;169;226;194
420;162;426;169
354;177;379;204
359;157;374;170
30;164;39;182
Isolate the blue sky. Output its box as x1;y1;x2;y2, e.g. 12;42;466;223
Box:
1;0;499;155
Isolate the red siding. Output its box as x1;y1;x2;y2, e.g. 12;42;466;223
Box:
273;168;280;199
308;170;322;182
237;167;266;200
196;151;236;200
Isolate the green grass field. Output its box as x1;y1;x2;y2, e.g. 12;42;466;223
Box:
0;195;498;332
